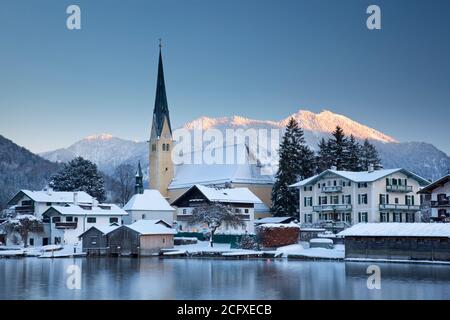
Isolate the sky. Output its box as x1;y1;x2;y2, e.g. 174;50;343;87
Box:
0;0;449;154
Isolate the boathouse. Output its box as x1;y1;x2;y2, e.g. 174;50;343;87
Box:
338;223;450;262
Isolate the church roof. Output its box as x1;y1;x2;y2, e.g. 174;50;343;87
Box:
152;48;172;137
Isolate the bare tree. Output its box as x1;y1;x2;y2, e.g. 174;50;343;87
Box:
2;215;43;247
188;202;246;247
113;164;135;206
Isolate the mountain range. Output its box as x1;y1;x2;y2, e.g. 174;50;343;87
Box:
39;110;450;181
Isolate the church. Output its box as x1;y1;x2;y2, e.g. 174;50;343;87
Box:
146;45;273;218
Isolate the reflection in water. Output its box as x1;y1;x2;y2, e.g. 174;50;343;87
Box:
0;258;449;300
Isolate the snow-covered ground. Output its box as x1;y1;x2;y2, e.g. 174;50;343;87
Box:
276;244;345;259
0;244;84;258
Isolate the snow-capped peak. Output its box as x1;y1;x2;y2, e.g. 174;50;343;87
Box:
183;109;398;143
83;133;115;141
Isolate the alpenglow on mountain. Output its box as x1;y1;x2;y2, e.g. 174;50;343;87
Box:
39;110;449;181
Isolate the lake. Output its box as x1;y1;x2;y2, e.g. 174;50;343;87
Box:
0;257;449;300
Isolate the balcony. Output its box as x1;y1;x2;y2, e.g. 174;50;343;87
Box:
322;186;343;193
386;185;413;193
313;204;352;212
430;199;450;207
15;205;35;214
379;204;420;211
55;222;78;229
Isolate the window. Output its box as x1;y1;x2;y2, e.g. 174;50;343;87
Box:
235;208;241;214
304;214;312;224
358;194;368;205
152;144;156;152
394;212;402;222
332;196;339;204
318;183;321;189
46;202;52;206
162;144;166;151
318;196;327;205
142;214;146;219
244;209;249;213
110;217;119;224
66;216;73;222
358;212;368;223
342;195;351;204
182;209;187;214
319;213;328;221
52;217;61;223
22;200;32;206
166;144;170;151
162;238;166;244
380;194;389;205
345;213;351;223
54;237;61;245
358;182;368;188
392;178;397;185
29;238;34;246
87;217;96;223
333;180;337;186
386;178;390;186
406;213;415;222
380;212;389;222
395;197;399;204
304;197;313;207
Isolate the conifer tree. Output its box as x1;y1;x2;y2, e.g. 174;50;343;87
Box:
360;139;382;170
316;138;333;174
50;157;106;202
328;126;348;170
345;134;362;171
271;118;314;217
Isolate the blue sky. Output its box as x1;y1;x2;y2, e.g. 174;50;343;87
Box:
0;0;449;153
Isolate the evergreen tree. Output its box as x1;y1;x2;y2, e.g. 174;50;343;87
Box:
271;118;314;217
360;139;382;170
50;157;106;202
345;135;362;171
316;138;333;174
328;126;348;170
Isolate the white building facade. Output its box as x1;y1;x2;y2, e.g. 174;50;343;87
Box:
291;168;429;226
42;203;128;246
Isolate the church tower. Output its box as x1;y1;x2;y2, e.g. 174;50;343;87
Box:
149;42;173;197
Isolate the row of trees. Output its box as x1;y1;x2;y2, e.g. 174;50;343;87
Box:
271;118;381;217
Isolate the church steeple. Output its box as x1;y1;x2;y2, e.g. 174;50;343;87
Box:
152;42;172;138
135;161;144;195
149;40;174;197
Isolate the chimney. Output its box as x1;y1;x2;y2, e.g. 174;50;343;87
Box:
73;192;78;205
368;164;374;173
92;197;99;207
330;166;337;171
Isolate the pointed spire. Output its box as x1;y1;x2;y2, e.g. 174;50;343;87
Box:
135;161;144;194
152;40;172;137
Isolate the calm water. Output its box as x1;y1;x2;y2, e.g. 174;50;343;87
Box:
0;257;449;300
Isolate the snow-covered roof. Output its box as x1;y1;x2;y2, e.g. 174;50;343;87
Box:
8;190;93;205
191;184;264;204
255;217;294;224
44;204;128;216
126;220;177;235
338;223;450;238
94;225;120;234
123;190;174;212
418;174;450;194
169;164;274;189
257;223;300;229
290;168;430;187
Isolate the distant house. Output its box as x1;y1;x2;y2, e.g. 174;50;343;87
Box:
290;167;429;226
42;202;128;246
78;225;119;255
418;174;450;222
7;189;93;219
107;220;176;256
338;223;450;262
123;190;175;225
171;184;267;234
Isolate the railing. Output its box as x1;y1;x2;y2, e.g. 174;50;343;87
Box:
431;199;450;207
322;186;343;193
379;204;420;211
313;204;352;212
15;205;34;214
386;185;413;192
55;222;78;229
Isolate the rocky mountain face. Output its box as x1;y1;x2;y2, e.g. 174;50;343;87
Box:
38;110;450;182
